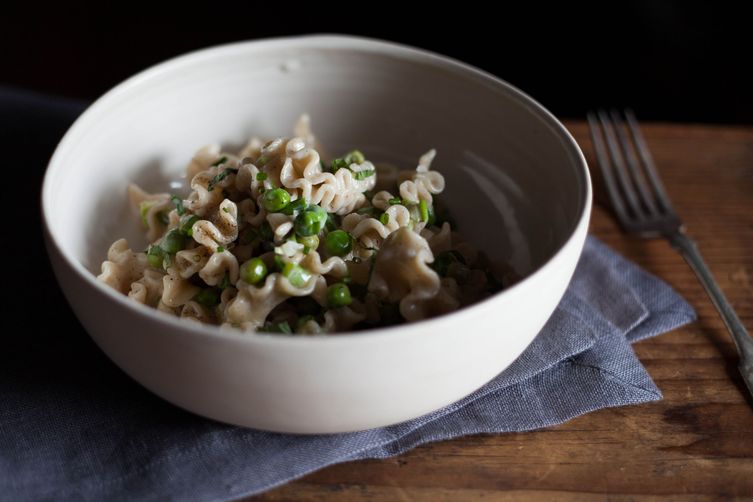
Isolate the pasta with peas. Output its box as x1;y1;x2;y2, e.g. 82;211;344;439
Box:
98;115;512;334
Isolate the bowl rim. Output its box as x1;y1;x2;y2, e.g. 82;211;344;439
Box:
41;33;592;348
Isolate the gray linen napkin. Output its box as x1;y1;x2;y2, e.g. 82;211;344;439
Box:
1;237;695;501
0;89;695;501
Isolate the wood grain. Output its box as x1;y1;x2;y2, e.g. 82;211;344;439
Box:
250;122;753;500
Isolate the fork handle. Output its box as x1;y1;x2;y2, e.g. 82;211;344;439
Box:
668;232;753;397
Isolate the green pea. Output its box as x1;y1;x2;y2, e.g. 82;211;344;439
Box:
241;257;268;285
294;209;325;237
262;188;291;212
282;262;312;287
344;150;365;164
146;245;165;269
160;229;185;254
326;283;352;308
299;234;320;252
280;197;307;216
193;288;221;307
308;205;328;225
324;230;352;256
179;214;199;236
139;200;157;227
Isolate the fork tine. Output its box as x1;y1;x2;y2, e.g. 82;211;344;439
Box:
624;109;675;215
609;110;660;216
596;109;646;220
587;111;630;225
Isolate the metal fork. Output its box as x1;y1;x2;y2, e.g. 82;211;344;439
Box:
587;109;753;400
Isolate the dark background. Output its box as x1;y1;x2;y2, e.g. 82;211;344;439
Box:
2;2;751;124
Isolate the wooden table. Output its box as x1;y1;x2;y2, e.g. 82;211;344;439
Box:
253;122;753;500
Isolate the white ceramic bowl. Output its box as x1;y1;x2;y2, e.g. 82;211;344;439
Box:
42;35;591;433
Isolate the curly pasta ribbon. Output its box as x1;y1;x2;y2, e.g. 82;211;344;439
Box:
368;228;441;321
98;239;147;294
192;199;239;252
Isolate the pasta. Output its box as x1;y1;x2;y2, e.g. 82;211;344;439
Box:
98;115;511;334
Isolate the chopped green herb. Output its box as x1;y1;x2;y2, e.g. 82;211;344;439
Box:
388;197;402;206
419;200;429;222
256;155;268;167
447;261;471;283
222;207;230;213
330;150;367;173
206;167;239;192
273;255;285;272
258;321;292;334
193;288;221;307
330;157;348;172
379;212;390;225
356;206;378;216
179;214;199;236
240;228;257;244
258;222;274;242
170;195;185;216
216;246;225;253
218;273;231;290
210;156;228;167
325;213;338;232
432;250;467;276
256;172;268;181
353;169;375;181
